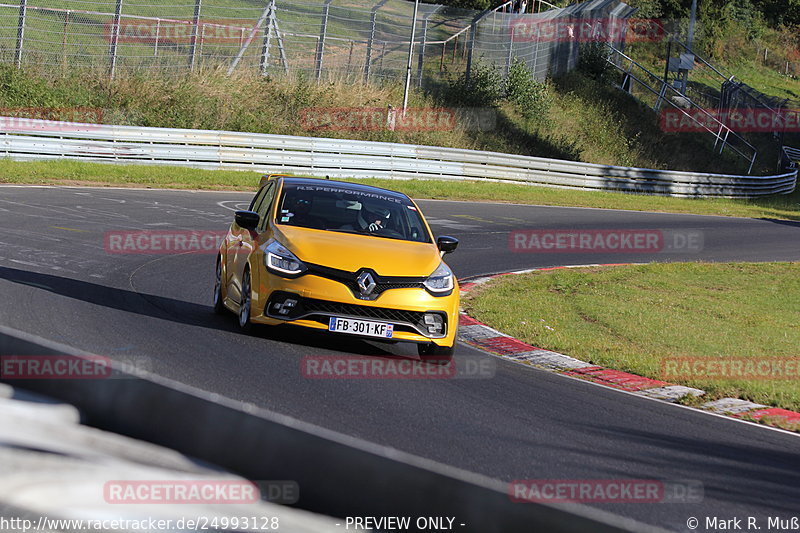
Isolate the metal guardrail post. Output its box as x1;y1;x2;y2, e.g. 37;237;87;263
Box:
14;0;26;69
364;0;388;83
188;0;202;71
314;0;333;82
108;0;123;80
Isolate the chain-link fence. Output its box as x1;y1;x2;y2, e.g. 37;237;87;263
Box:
0;0;635;85
667;38;800;165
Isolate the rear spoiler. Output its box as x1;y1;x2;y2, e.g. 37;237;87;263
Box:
258;173;291;189
258;173;332;188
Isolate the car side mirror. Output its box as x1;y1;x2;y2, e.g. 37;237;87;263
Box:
235;210;260;231
437;235;459;255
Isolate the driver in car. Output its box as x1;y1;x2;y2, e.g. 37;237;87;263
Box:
363;206;391;233
340;203;392;234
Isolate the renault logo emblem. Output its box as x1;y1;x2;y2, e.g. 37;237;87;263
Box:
356;271;377;296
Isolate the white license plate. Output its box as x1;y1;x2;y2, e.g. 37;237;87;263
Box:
328;317;394;338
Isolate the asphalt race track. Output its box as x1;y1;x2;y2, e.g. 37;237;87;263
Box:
1;185;799;532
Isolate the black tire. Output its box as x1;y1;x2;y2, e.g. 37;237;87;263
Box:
213;256;226;315
238;268;253;333
418;342;454;365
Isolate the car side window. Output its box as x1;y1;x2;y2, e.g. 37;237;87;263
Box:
256;183;276;233
249;186;269;213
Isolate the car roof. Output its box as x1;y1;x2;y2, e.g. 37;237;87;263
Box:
276;176;411;202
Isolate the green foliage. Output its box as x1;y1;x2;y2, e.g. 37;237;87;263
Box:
577;43;613;81
505;58;551;120
723;0;768;39
625;0;663;18
446;61;505;107
436;0;492;10
750;0;800;26
622;0;799;27
445;59;551;121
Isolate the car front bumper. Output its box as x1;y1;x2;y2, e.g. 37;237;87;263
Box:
250;269;459;347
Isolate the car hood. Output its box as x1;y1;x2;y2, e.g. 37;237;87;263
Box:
273;225;442;277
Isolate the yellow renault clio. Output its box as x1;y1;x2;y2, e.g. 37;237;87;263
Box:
214;175;460;360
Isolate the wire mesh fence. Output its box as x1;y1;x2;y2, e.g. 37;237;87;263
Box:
0;0;636;86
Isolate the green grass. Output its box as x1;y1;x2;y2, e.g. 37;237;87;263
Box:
1;158;799;221
0;64;776;175
0;0;432;75
462;263;800;413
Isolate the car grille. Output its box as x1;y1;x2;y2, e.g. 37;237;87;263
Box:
304;298;425;325
265;292;447;338
306;263;426;300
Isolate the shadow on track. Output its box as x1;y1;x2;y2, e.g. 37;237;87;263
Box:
565;423;800;515
0;265;399;357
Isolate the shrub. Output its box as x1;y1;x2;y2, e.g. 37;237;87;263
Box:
446;61;505;107
505;58;551;120
577;43;613;82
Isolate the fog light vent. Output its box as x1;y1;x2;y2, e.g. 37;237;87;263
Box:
274;298;298;315
424;313;444;335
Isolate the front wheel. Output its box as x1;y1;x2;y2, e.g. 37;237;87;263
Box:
238;269;253;333
418;342;454;365
213;256;226;315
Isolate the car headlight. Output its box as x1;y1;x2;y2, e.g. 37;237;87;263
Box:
265;240;307;277
423;262;454;295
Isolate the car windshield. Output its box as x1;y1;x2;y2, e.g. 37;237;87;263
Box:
275;183;432;243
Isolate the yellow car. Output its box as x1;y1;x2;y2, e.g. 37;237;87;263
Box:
214;175;460;360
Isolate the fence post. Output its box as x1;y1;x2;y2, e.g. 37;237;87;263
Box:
505;26;514;77
465;10;490;85
153;18;160;56
188;0;202;71
364;0;388;83
260;0;276;75
228;0;272;75
346;40;354;72
416;8;440;87
14;0;27;69
402;0;420;112
61;10;70;70
108;0;123;79
314;0;333;81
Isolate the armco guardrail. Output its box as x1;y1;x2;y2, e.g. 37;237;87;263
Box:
0;117;796;197
0;325;665;533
